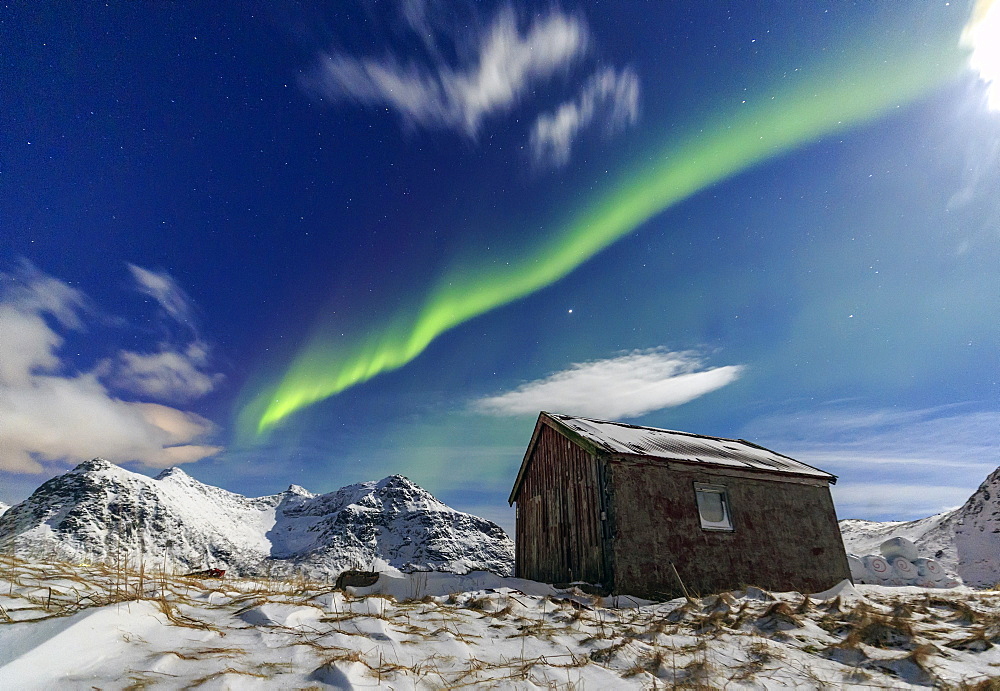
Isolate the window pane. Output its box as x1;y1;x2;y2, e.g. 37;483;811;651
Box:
697;490;724;523
694;483;732;530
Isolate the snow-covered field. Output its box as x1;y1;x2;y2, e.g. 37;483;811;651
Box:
1;555;999;689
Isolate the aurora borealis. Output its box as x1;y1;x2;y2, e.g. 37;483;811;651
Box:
2;1;999;530
249;19;967;435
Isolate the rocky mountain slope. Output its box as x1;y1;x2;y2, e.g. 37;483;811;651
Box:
840;466;1000;587
0;459;514;578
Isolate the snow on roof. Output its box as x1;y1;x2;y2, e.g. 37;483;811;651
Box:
547;413;835;481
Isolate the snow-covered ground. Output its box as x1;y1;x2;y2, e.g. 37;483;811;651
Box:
2;555;999;689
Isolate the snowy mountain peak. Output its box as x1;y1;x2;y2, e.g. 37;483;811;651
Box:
378;473;419;488
72;457;117;474
373;474;449;509
0;462;514;578
154;466;192;481
0;502;8;517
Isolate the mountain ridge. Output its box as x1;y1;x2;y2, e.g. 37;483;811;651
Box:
0;459;514;578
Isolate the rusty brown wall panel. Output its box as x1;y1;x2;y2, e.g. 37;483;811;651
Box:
515;425;605;585
609;460;850;599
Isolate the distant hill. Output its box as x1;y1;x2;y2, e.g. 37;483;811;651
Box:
840;466;1000;587
0;459;514;578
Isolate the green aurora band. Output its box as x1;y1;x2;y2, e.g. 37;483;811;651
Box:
245;23;969;438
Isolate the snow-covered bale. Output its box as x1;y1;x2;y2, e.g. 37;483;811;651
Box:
879;536;918;562
890;556;917;581
852;548;956;589
861;554;891;582
913;557;946;582
846;554;867;582
337;569;563;601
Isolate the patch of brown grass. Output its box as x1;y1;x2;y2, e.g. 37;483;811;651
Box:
745;601;802;637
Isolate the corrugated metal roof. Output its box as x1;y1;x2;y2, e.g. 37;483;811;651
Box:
548;413;834;481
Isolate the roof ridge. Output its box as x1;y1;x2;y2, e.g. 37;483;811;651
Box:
551;412;751;446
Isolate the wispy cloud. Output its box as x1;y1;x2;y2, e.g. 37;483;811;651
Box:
473;349;743;419
127;263;196;330
104;344;221;402
305;7;587;137
832;482;971;521
0;263;221;474
530;67;639;167
302;3;638;165
746;404;1000;521
106;265;222;403
751;406;1000;469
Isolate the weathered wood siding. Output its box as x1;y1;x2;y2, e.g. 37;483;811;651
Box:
608;459;850;599
515;424;606;585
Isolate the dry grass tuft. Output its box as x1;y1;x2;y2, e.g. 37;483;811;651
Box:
753;601;803;634
845;613;915;650
946;627;998;652
958;680;1000;691
731;636;782;681
926;596;983;625
588;638;630;665
678;656;714;688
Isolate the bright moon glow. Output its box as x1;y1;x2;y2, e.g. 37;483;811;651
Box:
963;0;1000;110
245;16;968;438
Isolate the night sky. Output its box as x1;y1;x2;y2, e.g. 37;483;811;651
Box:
2;1;998;533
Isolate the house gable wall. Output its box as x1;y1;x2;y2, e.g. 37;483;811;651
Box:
608;459;850;599
514;424;607;585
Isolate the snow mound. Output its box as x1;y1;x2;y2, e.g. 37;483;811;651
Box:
809;578;866;602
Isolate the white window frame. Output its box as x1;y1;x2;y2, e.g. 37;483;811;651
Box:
694;482;734;531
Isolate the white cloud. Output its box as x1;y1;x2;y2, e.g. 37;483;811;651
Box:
0;263;87;387
0;264;222;474
127;263;196;329
473;349;744;419
304;7;588;137
0;307;63;387
530;66;639;167
400;0;439;54
104;344;222;402
0;260;87;329
0;374;221;473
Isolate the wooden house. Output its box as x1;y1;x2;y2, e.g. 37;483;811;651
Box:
508;412;851;598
